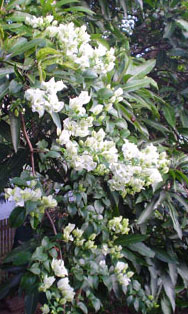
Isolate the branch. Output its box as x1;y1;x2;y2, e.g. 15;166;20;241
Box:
20;113;36;176
45;209;63;260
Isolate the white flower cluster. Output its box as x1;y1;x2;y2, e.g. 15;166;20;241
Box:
41;304;50;314
5;186;42;207
33;20;115;74
115;262;134;288
105;87;124;111
39;274;55;292
5;184;57;215
57;277;75;304
51;258;75;304
57;107;169;196
109;141;170;196
51;258;68;277
25;78;66;117
108;216;130;235
62;223;85;247
25;15;54;29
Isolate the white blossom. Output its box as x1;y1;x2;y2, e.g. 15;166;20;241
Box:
51;258;68;277
57;278;75;303
39;275;55;292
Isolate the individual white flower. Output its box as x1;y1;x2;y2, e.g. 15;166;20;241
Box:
89;104;103;115
41;78;66;94
69;91;90;116
101;140;118;163
140;144;159;167
58;129;71;146
25;78;66;117
63;223;75;242
41;195;57;209
144;168;163;187
41;304;50;314
51;258;68;277
57;277;69;290
66;141;78;156
72;228;84;238
108;216;129;234
58;278;75;303
117;273;131;287
115;262;128;273
73;154;97;172
101;244;109;256
122;139;140;160
39;275;55;292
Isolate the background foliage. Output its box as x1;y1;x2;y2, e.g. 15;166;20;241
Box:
0;0;188;313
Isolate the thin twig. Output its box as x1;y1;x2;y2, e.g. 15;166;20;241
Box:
45;209;63;260
45;209;57;235
20;113;36;176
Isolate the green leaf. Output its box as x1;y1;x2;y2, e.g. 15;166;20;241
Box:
82;69;98;79
9;206;26;228
161;297;172;314
137;192;166;224
123;77;153;92
21;273;38;293
143;118;170;134
11;177;28;186
126;242;155;258
172;194;188;213
0;120;11;142
0;81;9;100
174;169;188;185
162;274;175;312
9;112;20;153
77;302;88;314
115;234;149;246
167;201;182;239
177;263;188;286
64;6;95;15
45;151;61;158
9;38;46;57
4;248;32;266
98;88;113;99
36;47;60;61
127;59;156;80
154;249;177;264
24;292;39;314
55;0;79;7
162;105;176;128
50;112;61;129
29;263;40;275
176;19;188;32
0;67;14;78
32;247;48;262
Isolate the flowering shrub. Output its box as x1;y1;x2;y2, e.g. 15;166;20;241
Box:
1;2;181;314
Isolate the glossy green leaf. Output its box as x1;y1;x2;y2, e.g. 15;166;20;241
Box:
55;0;79;6
115;234;149;245
24;292;39;314
9;112;20;153
162;274;175;312
126;242;155;258
127;59;156;80
161;297;172;314
64;6;95;15
137;192;166;224
9;206;26;228
50;112;61;129
167;201;182;239
162;105;176;128
154;249;177;264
